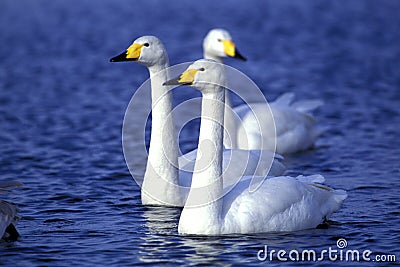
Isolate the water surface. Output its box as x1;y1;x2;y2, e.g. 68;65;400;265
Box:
0;0;399;265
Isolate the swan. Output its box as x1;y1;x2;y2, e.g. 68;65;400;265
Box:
203;29;324;154
110;36;285;207
0;181;22;240
164;59;347;235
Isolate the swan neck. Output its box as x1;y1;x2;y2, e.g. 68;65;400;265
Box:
148;60;169;74
181;86;225;232
147;66;178;167
203;51;223;63
194;87;225;184
142;64;181;205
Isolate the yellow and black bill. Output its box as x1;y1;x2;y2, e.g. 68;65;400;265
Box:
222;40;247;61
163;69;200;86
110;43;143;62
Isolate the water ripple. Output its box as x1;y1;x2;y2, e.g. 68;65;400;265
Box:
1;0;399;266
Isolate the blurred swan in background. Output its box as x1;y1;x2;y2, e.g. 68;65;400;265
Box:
203;28;324;154
110;36;285;207
0;181;22;241
165;59;346;235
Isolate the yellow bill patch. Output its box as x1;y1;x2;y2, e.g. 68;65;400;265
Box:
222;40;236;57
126;43;144;59
178;69;199;84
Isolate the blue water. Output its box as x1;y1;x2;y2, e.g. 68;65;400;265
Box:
1;0;400;265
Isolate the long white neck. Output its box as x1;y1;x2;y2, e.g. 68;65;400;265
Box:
179;86;225;234
203;50;223;63
203;52;235;148
142;62;184;206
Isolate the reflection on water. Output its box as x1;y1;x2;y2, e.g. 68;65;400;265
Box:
138;207;181;264
142;206;181;235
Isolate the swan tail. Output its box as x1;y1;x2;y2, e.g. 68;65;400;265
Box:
323;189;347;220
273;92;295;107
292;99;324;113
298;175;347;221
314;125;329;138
332;189;348;203
297;174;347;204
296;174;325;184
273;93;323;114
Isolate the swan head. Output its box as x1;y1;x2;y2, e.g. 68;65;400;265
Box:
110;36;168;68
203;29;246;62
163;59;225;92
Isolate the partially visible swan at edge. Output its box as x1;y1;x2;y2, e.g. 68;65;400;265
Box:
203;29;324;154
110;36;285;207
164;59;346;235
0;181;22;240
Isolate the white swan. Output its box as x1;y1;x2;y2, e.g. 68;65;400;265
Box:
165;59;346;235
203;29;324;154
110;36;285;207
0;181;22;240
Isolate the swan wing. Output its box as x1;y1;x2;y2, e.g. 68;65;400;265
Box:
222;175;347;234
272;92;295;107
226;93;324;154
230;101;321;154
272;92;323;114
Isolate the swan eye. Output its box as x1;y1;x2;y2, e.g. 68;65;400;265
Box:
199;68;205;71
217;39;222;42
143;43;149;47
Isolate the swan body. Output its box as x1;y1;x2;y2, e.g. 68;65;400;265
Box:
0;181;22;240
165;59;346;235
181;174;347;235
111;36;285;207
203;29;324;154
226;93;324;154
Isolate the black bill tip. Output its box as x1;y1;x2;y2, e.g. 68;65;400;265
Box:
163;76;191;86
110;51;137;62
234;48;247;61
